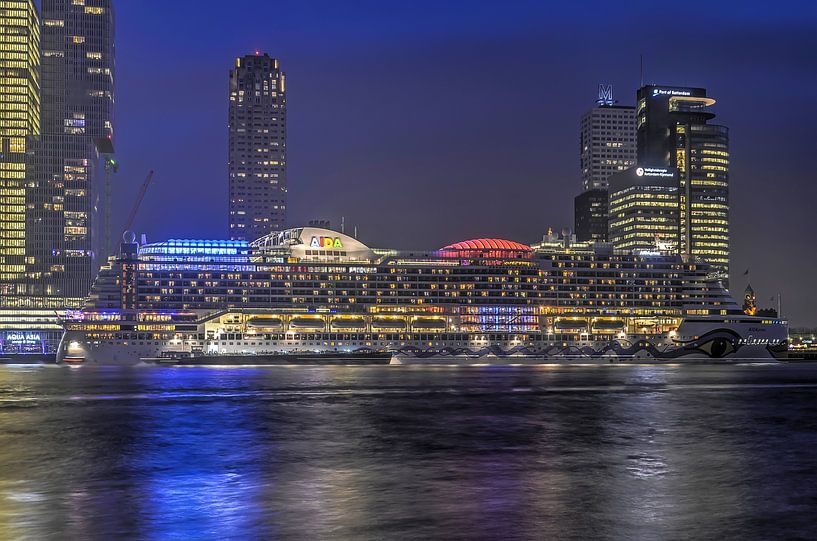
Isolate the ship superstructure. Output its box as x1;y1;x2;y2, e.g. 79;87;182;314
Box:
58;227;787;363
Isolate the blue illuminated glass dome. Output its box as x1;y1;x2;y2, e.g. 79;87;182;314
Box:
139;239;250;261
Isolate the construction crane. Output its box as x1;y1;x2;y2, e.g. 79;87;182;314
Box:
114;170;154;252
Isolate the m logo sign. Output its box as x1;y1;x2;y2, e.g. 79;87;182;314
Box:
598;84;613;105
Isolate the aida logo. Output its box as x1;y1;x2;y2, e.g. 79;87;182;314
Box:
310;236;343;249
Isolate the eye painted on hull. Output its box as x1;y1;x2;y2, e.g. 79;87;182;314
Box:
697;337;736;358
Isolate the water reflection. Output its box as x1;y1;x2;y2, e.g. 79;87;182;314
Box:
0;364;815;539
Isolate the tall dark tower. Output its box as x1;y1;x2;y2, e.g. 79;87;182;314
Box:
636;85;729;283
228;53;287;241
32;0;116;303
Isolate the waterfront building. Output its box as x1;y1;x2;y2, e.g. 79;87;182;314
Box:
228;53;287;241
33;0;115;299
0;0;40;288
574;87;637;242
608;166;680;252
636;85;729;281
0;0;115;356
0;1;55;354
59;226;787;363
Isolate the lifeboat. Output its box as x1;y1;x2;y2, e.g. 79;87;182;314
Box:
246;316;284;329
288;317;326;330
371;317;407;330
592;319;625;331
331;317;367;330
412;317;447;330
555;319;588;331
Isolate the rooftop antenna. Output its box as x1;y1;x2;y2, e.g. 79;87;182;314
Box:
341;216;345;234
354;225;358;239
640;54;644;87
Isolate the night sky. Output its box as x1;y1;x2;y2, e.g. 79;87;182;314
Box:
112;0;817;326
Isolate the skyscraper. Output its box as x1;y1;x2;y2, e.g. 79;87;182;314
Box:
33;0;115;302
0;0;40;288
636;85;729;281
0;0;115;356
0;0;51;355
228;53;287;241
608;166;680;251
574;86;636;241
580;89;637;193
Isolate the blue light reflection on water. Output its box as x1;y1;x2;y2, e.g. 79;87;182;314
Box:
134;397;265;539
0;363;816;539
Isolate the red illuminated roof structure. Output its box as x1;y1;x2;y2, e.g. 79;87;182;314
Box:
439;238;532;259
442;238;531;251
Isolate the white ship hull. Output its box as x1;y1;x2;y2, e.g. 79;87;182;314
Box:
57;317;787;365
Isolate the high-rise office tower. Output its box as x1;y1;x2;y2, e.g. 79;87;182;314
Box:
0;0;114;355
608;166;680;251
0;0;47;354
32;0;115;302
636;85;729;281
228;53;287;241
0;0;40;288
574;86;636;241
580;88;637;193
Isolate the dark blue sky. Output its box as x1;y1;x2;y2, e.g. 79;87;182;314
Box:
112;0;817;326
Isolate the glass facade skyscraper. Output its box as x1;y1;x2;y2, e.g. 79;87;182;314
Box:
608;166;680;251
636;85;729;282
228;53;287;241
33;0;115;302
0;0;115;355
0;0;40;288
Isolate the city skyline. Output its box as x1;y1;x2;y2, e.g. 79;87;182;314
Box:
108;0;814;326
0;4;814;539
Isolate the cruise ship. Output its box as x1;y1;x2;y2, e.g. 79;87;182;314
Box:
57;227;788;364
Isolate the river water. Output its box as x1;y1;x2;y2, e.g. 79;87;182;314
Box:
0;362;815;540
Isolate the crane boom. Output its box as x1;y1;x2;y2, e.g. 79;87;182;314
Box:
120;170;154;242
